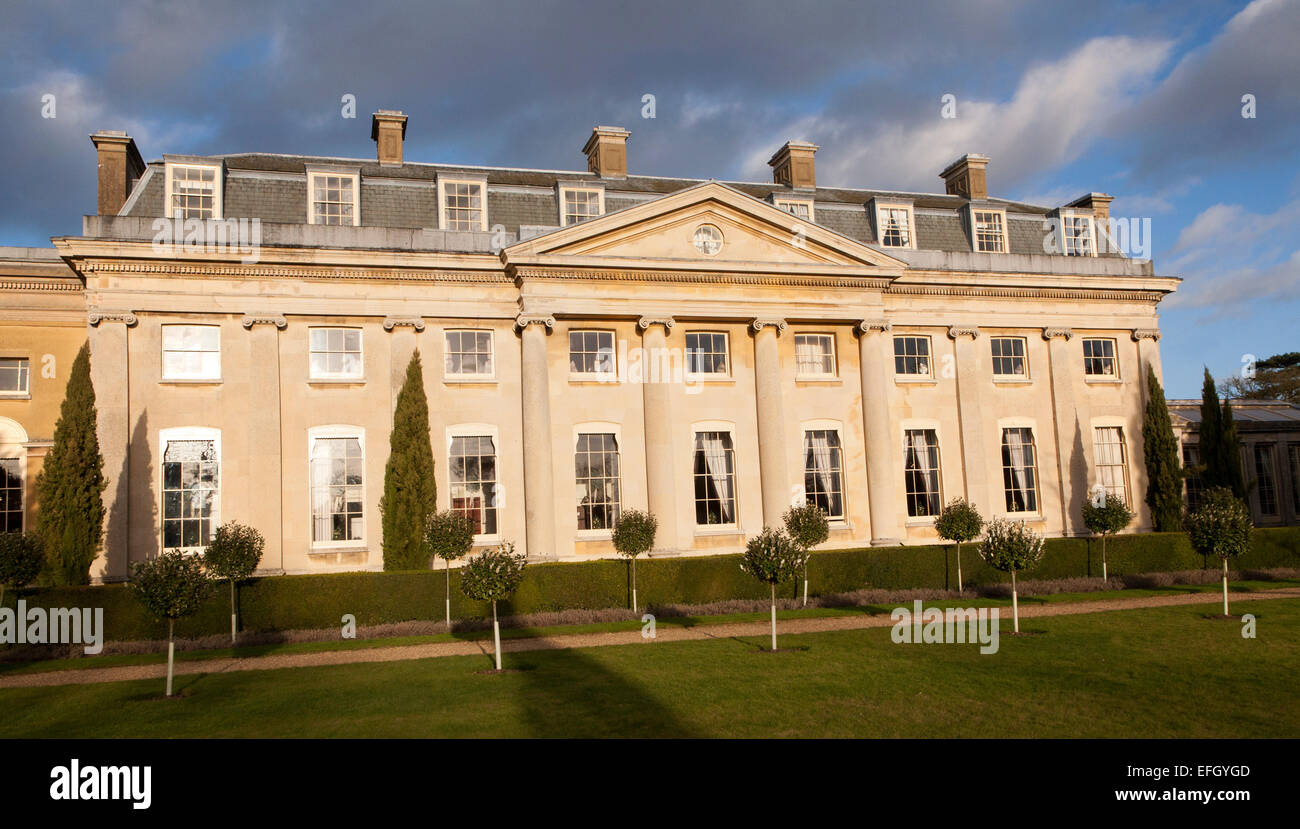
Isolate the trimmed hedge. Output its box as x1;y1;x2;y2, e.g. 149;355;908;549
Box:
6;527;1298;643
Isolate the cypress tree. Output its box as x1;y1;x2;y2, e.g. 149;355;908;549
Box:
34;343;106;586
1142;365;1184;531
1199;368;1224;488
380;350;437;570
1219;397;1247;499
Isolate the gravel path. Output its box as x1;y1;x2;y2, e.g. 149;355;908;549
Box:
3;587;1296;689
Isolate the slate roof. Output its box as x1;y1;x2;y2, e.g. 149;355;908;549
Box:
120;151;1120;258
1168;400;1300;432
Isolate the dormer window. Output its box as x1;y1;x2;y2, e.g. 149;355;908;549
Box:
165;161;222;220
559;185;604;226
971;208;1006;253
307;168;360;226
876;203;915;248
773;197;814;222
1060;211;1095;257
438;177;487;232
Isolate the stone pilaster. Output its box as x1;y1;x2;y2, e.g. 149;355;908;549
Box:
516;314;557;560
1132;328;1162;387
637;316;679;554
751;318;790;529
948;326;990;513
1044;327;1088;534
87;309;136;582
242;314;286;572
857;319;900;546
383;316;425;420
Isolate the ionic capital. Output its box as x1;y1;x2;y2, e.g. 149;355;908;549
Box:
382;316;426;332
637;316;675;332
947;325;980;340
514;314;556;333
241;314;287;330
1131;328;1161;342
1042;327;1074;341
87;309;137;327
751;318;787;334
856;319;892;335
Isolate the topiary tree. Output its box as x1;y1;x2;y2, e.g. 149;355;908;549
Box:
425;509;477;624
380;350;437;570
1186;486;1253;617
611;509;657;612
0;532;45;608
130;551;212;697
740;527;808;651
1142;365;1185;531
34;343;106;586
783;503;828;606
459;542;527;671
1081;491;1134;581
979;518;1045;634
935;498;983;592
203;522;264;643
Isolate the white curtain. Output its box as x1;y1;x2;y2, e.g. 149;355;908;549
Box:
1005;429;1030;508
808;432;835;504
700;433;734;523
311;449;332;541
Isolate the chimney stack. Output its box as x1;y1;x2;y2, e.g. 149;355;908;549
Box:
768;140;818;190
583;126;630;178
89;130;145;216
371;110;408;166
939;153;990;200
1067;192;1114;228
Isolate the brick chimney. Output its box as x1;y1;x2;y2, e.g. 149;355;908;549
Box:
583;126;630;178
89;130;145;216
940;153;990;200
768;140;818;189
371;110;408;166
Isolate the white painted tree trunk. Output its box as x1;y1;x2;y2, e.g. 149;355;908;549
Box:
1222;559;1229;616
230;580;237;644
956;543;963;593
1102;536;1108;582
166;619;175;697
632;558;638;613
802;567;808;607
1011;570;1020;634
770;583;777;651
492;600;502;671
445;558;451;626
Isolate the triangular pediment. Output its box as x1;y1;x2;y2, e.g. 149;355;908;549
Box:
503;181;905;275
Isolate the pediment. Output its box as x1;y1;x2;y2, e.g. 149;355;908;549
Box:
504;181;905;274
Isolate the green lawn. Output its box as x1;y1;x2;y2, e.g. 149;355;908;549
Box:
0;598;1295;738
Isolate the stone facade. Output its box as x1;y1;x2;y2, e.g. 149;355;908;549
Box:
3;118;1184;581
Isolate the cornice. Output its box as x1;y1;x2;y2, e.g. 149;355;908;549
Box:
382;316;426;332
0;279;82;293
512;266;892;290
87;309;137;326
241;314;287;330
887;284;1165;303
76;260;511;285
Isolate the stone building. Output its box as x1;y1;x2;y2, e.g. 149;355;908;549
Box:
1169;399;1300;527
7;112;1181;580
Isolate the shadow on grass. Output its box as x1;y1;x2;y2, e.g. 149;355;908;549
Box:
509;645;699;738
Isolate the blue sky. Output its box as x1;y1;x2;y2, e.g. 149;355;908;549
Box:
1;0;1296;398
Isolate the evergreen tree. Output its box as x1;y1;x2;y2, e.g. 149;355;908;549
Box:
380;350;437;570
1219;397;1247;499
1199;368;1224;488
1142;365;1185;531
34;343;106;586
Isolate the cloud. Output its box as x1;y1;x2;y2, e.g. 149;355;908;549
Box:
1162;198;1300;315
